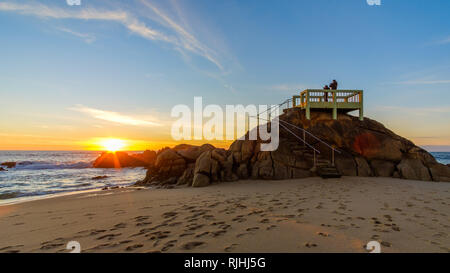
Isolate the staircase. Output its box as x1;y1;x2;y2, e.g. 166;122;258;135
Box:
290;142;341;179
252;98;342;179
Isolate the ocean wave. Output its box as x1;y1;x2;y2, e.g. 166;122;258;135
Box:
15;161;93;170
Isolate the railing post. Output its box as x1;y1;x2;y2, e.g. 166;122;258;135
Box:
306;90;311;120
332;148;335;167
359;90;364;121
246;113;249;138
257;112;259;139
332;91;337;120
303;130;306;147
313;150;316;167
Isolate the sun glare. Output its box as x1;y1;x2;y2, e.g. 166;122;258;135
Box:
100;138;126;152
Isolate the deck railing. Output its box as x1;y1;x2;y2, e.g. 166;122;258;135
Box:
293;89;363;120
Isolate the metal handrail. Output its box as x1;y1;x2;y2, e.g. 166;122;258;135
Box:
245;97;342;166
278;119;341;154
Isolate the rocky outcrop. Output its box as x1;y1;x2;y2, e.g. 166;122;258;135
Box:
135;144;217;186
93;152;148;168
135;108;450;187
1;162;16;168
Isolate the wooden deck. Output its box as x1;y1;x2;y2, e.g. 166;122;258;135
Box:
292;89;363;121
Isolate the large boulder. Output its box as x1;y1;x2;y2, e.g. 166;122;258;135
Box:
355;156;372;177
1;162;16;168
427;163;450;182
397;158;431;181
93;152;148;168
176;144;215;162
192;173;210;187
133;150;157;165
177;163;195;186
334;154;357;176
370;159;396;177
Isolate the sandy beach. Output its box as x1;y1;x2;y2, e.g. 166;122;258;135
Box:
0;176;449;253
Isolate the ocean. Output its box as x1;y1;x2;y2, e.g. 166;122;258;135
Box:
0;151;449;204
0;151;146;204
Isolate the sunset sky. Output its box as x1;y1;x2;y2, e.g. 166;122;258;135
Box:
1;0;449;151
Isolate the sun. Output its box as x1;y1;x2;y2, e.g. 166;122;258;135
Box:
100;138;126;152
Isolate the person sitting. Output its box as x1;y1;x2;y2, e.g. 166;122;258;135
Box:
323;85;330;102
329;80;338;90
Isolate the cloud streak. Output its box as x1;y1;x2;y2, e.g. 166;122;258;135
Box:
139;0;223;70
56;27;96;43
390;80;450;85
70;105;162;127
0;1;224;70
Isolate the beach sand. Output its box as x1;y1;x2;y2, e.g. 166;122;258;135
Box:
0;177;449;253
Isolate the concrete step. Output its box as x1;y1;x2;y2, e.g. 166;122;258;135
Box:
317;166;341;179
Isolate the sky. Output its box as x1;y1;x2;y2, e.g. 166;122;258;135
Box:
0;0;449;151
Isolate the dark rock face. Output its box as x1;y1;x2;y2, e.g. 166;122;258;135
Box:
1;162;16;168
93;152;148;168
135;108;450;187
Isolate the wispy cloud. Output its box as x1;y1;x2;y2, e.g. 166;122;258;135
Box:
0;1;225;70
269;84;308;91
139;0;223;70
56;27;96;43
389;79;450;85
69;105;162;126
430;36;450;46
375;105;450;116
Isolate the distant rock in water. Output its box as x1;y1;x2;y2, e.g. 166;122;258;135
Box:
135;108;450;187
0;167;7;171
93;151;150;168
1;162;16;168
91;175;108;180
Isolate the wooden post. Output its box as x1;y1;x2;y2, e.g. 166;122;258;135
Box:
359;91;364;121
313;150;316;167
332;148;335;167
306;91;311;120
246;113;249;138
303;130;306;147
332;91;337;120
257;113;259;139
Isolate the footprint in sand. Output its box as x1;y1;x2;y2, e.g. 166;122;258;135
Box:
161;240;177;251
125;244;144;251
246;227;260;232
162;211;178;218
266;225;277;230
181;241;205;250
111;223;127;230
96;233;121;240
224;244;239;252
40;238;66;250
0;245;24;253
211;230;227;237
134;216;150;222
304;242;317;248
179;232;195;237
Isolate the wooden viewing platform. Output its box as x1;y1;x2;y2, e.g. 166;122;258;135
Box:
292;89;364;121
